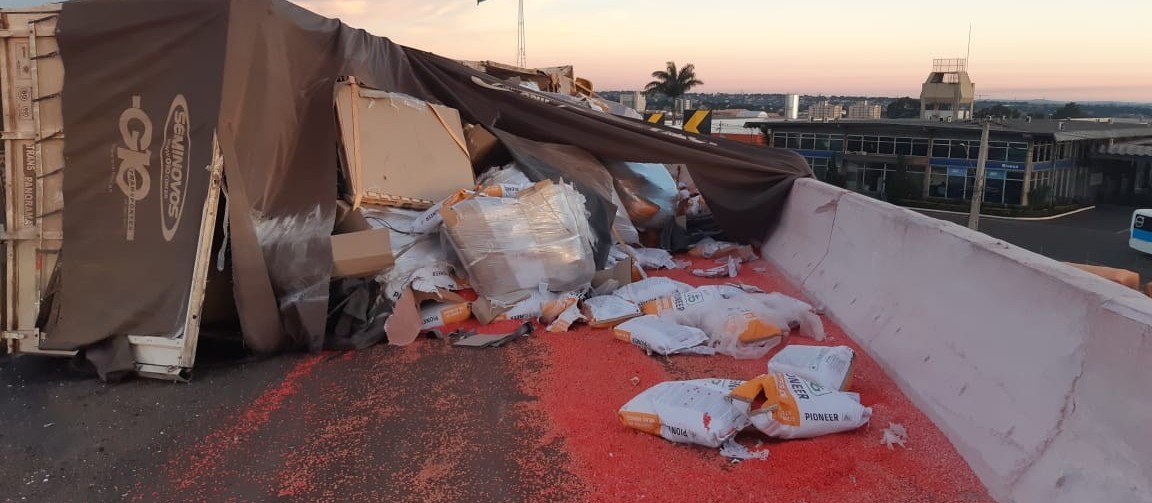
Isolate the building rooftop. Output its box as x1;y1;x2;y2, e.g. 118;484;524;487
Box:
1097;143;1152;158
744;118;1152;142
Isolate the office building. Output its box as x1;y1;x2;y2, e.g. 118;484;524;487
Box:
747;118;1152;206
848;101;883;120
807;100;842;121
618;91;646;112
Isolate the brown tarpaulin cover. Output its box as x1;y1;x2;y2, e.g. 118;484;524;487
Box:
48;0;811;356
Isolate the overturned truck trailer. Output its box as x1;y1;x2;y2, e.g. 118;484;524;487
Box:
0;0;807;379
0;5;227;379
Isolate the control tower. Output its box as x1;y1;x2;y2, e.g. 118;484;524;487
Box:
920;58;975;121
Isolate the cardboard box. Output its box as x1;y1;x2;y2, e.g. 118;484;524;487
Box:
331;228;394;278
335;81;476;205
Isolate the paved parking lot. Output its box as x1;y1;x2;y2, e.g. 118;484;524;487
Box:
921;205;1152;281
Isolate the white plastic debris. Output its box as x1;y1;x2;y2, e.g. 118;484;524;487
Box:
631;247;680;270
881;422;909;450
607;244;633;267
383;236;462;302
720;438;770;461
477;163;532;187
745;292;827;341
692;256;740;278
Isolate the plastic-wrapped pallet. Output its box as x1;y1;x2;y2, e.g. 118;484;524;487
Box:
442;179;595;297
481;164;639;246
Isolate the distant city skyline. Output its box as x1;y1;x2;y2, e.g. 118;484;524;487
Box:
295;0;1152;102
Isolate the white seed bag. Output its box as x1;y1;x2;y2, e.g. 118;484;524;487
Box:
697;305;784;359
611;277;693;305
410;189;474;234
767;345;856;391
419;302;472;331
613;315;715;356
642;286;785;359
640;284;746;326
582;295;642;328
730;373;871;440
618;379;749;448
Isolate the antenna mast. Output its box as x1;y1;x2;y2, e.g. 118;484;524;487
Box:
966;23;972;64
517;0;526;67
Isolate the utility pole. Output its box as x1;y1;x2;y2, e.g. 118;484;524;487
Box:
968;119;991;230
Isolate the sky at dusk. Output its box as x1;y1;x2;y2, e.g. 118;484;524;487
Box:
0;0;1146;101
292;0;1152;102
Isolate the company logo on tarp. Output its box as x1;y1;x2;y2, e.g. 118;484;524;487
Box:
160;95;190;242
115;96;153;241
112;95;192;242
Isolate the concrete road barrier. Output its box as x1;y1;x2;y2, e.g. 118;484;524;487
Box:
764;178;1152;503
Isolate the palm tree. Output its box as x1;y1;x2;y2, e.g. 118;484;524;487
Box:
644;61;703;125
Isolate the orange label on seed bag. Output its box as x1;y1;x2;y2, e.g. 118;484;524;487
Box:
440;303;472;324
771;374;802;427
619;411;662;436
613;328;633;343
640;296;674;316
717;308;782;344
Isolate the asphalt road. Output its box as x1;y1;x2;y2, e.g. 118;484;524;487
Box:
0;337;564;503
921;205;1152;281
